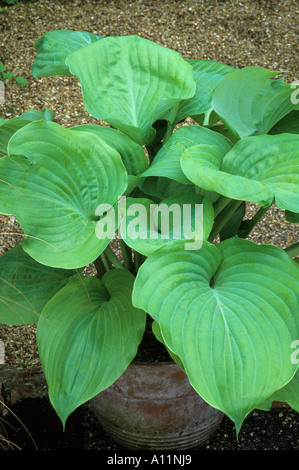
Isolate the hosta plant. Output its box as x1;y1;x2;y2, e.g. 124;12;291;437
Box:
0;31;298;436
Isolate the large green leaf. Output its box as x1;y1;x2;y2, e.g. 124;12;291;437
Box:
119;193;214;256
0;109;53;156
32;30;102;77
37;270;146;427
71;124;149;177
212;67;297;138
132;237;299;432
0;120;127;269
65;35;196;146
181;133;299;211
0;244;77;325
140;124;233;185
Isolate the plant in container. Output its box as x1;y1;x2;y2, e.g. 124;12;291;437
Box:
0;31;298;449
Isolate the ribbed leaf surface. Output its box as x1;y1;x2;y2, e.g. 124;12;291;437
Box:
65;35;196;145
37;270;146;426
181;134;299;211
32;30;102;77
0;245;77;325
132;238;299;432
141;125;232;184
176;59;235;121
212;67;297;138
0;109;53;156
0;121;127;268
71;124;149;177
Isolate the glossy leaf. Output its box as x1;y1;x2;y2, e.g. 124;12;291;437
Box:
37;270;146;426
132;237;299;432
65;35;196;145
0;120;127;268
32;30;102;77
181;133;299;211
0;244;77;325
212;67;297;138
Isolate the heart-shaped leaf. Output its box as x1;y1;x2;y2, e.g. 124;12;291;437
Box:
0;244;77;325
0;120;127;268
65;35;196;145
37;270;146;427
181;133;299;211
119;193;214;256
212;67;297;138
132;237;299;432
32;30;102;77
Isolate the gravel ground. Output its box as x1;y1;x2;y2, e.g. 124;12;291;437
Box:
0;0;298;452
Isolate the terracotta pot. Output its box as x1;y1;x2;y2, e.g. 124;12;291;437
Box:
90;360;224;450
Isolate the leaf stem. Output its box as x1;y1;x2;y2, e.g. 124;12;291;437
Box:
208;199;243;242
213;196;232;217
238;204;271;239
284;242;299;258
94;255;107;278
100;251;111;271
104;244;124;270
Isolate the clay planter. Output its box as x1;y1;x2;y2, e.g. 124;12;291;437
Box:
90;360;224;450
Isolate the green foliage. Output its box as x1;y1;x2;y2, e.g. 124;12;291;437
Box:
1;0;19;4
0;60;28;87
1;0;35;4
0;31;298;436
